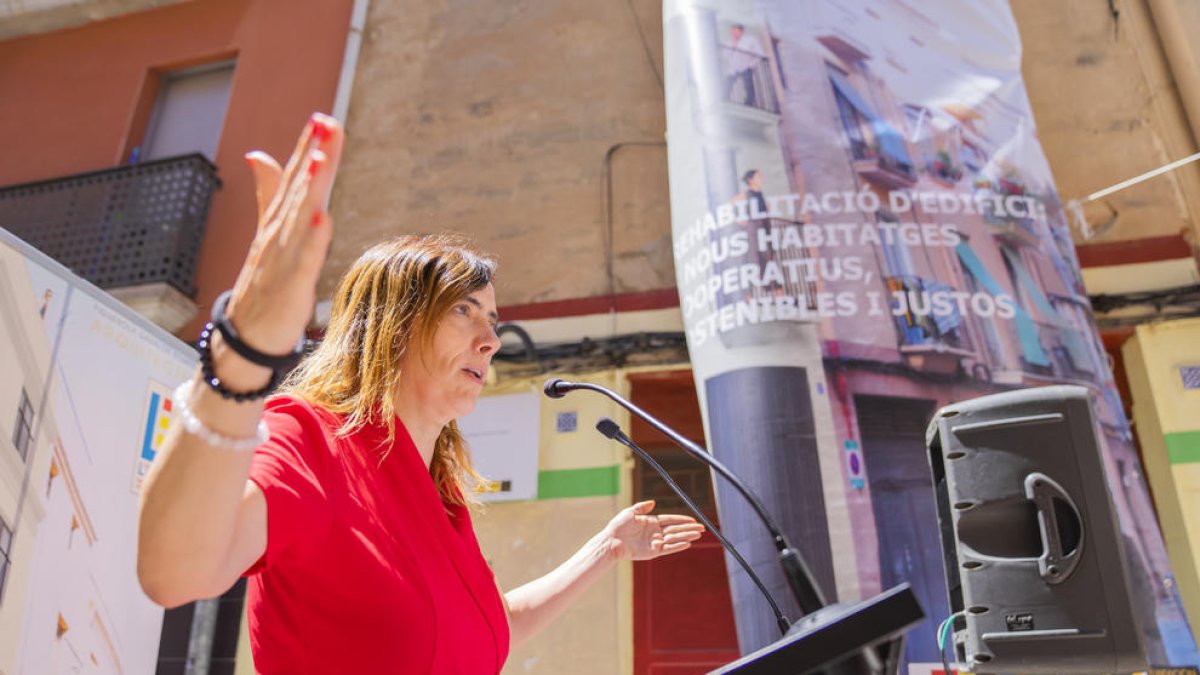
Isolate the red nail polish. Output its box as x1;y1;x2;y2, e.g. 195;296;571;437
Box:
307;155;322;178
311;117;332;143
311;211;324;227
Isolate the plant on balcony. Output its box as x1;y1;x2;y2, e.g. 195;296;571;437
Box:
928;150;963;183
996;176;1027;196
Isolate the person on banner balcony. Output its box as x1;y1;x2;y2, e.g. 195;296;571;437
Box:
723;23;767;107
135;112;705;675
729;168;783;299
734;168;769;220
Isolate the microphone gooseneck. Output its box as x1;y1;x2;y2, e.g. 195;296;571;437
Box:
594;417;791;636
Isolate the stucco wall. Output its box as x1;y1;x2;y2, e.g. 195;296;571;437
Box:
325;0;674;307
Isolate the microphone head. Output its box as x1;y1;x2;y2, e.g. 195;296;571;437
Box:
595;416;622;440
543;378;567;399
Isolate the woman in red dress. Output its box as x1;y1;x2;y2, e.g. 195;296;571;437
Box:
136;113;703;674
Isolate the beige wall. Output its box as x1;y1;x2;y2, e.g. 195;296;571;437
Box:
1124;318;1200;643
0;0;190;39
1012;0;1200;246
326;0;673;307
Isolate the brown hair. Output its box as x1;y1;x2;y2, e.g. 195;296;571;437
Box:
281;233;496;506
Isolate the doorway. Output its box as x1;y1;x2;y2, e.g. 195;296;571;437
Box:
630;371;739;674
855;394;946;666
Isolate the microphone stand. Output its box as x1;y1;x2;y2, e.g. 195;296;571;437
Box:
546;378;925;674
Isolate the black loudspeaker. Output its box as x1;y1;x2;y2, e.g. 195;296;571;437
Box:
925;385;1147;674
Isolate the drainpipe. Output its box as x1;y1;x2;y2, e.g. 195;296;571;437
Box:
312;0;369;325
1146;1;1200;143
332;0;370;124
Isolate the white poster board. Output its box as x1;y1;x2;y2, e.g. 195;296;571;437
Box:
458;391;540;502
0;228;195;675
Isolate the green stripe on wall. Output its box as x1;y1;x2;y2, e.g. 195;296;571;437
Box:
537;466;620;499
1166;431;1200;465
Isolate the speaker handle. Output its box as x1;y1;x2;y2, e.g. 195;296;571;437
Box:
1024;472;1084;585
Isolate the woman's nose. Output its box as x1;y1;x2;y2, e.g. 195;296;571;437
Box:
478;325;501;354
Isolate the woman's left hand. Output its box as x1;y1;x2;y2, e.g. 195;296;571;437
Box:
602;500;705;561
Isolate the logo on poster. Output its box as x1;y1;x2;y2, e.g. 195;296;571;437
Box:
132;381;174;493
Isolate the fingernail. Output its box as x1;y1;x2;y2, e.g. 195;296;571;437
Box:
311;211;324;227
310;114;333;143
243;153;255;168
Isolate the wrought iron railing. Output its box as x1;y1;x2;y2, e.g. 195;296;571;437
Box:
720;45;781;114
711;218;819;316
0;154;220;296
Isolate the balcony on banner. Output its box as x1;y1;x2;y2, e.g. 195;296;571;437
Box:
885;274;976;375
982;189;1041;247
827;68;918;190
719;44;781;118
0;154;220;332
711;217;822;338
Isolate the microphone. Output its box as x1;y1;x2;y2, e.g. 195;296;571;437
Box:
542;378;575;399
595;416;791;635
543;378;827;614
594;416;623;439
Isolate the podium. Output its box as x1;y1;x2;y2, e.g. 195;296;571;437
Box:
708;583;925;675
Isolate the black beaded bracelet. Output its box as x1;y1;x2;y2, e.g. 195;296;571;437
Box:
197;323;280;402
195;290;308;402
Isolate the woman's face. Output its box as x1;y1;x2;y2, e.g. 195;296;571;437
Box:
396;283;502;423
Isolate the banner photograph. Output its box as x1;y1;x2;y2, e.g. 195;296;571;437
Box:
663;0;1199;670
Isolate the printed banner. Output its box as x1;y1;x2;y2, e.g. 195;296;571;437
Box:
0;228;195;675
662;0;1198;670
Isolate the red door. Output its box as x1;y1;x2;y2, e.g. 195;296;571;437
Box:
630;371;740;674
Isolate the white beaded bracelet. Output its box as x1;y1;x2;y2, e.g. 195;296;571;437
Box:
173;380;270;452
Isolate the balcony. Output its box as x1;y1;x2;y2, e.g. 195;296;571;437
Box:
1033;320;1097;382
712;218;819;319
983;209;1040;247
719;45;781;116
886;274;975;374
0;154;220;331
850;135;917;190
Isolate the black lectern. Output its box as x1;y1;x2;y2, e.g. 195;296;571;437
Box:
708;583;925;674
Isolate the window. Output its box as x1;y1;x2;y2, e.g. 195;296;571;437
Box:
140;60;236;162
12;389;34;461
0;518;11;603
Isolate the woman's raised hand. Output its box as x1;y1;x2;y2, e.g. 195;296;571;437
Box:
225;112;344;356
